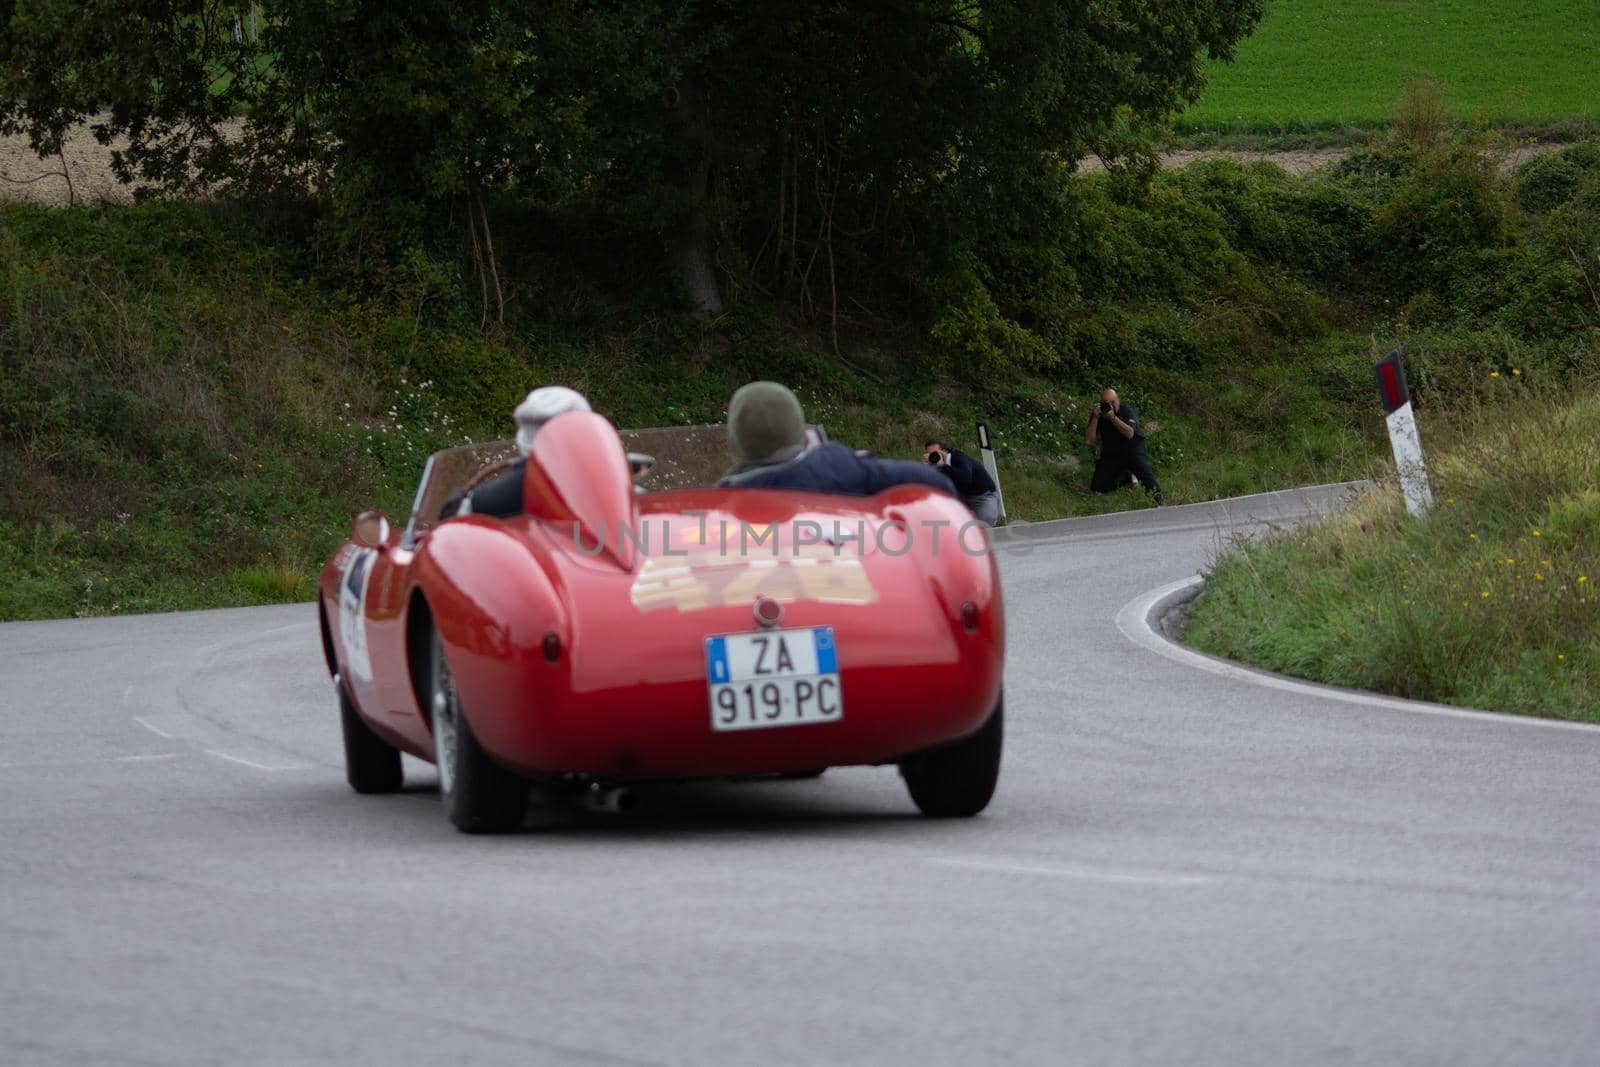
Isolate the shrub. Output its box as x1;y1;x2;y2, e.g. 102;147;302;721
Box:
1391;77;1455;150
927;263;1059;373
1372;141;1515;298
1512;140;1600;214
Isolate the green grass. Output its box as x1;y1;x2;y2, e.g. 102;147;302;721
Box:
1179;0;1600;138
1183;385;1600;722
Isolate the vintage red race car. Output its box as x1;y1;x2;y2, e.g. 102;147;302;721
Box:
317;413;1004;832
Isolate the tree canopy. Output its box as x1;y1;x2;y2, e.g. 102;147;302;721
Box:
1;1;1263;349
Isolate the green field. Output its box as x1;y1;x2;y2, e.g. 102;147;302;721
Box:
1179;0;1600;135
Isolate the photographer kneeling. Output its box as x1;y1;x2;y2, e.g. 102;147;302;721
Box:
923;439;1000;526
1086;388;1163;505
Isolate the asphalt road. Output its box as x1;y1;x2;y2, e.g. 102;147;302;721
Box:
3;484;1597;1067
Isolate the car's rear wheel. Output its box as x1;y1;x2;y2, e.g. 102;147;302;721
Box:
899;692;1003;817
429;628;527;833
339;682;403;794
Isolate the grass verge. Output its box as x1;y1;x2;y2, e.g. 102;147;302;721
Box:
1182;385;1600;722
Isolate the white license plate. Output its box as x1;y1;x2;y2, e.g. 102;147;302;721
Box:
704;627;842;732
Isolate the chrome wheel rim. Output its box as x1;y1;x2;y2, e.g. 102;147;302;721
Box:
431;632;459;797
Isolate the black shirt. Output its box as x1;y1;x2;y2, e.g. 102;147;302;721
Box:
1097;404;1148;460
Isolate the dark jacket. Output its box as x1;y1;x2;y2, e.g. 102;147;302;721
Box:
720;442;956;497
940;448;996;498
441;460;526;519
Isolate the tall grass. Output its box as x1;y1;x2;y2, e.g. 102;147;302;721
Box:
1184;384;1600;722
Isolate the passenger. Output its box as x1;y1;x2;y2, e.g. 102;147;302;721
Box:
443;386;591;518
718;381;954;497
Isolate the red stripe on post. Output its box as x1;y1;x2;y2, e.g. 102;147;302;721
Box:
1380;361;1403;410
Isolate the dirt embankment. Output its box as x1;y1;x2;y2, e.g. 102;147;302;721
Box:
0;124;1567;208
1077;142;1560;177
1;123;154;207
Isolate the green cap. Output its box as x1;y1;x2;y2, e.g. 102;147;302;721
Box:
727;381;806;464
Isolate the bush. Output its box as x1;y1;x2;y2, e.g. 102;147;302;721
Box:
926;259;1061;373
1512;140;1600;214
1372;141;1515;298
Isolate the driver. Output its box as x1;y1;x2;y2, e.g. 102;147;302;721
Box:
441;386;591;518
718;381;954;497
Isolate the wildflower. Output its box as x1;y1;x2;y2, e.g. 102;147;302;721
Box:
1481;591;1490;598
1532;529;1541;538
1535;573;1544;581
1468;532;1477;540
1558;654;1565;662
1490;371;1500;378
1512;368;1521;376
1580;576;1589;584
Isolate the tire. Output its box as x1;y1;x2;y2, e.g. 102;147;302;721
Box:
429;628;527;833
340;683;403;794
899;693;1003;817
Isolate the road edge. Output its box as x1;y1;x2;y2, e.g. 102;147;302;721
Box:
989;480;1370;548
1116;575;1599;733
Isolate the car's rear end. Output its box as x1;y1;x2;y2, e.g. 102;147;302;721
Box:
449;486;1003;781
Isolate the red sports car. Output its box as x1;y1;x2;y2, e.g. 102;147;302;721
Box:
317;413;1004;832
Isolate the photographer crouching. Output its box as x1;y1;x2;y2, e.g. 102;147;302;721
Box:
1086;388;1163;505
923;439;1001;526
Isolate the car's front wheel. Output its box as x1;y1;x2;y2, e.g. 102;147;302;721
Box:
429;628;527;833
899;692;1003;817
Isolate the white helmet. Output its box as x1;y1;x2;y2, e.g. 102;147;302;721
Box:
513;386;591;453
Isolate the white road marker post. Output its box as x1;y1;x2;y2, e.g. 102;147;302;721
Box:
976;421;1006;523
1375;350;1433;517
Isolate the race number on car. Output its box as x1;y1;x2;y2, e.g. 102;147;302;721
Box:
704;627;842;731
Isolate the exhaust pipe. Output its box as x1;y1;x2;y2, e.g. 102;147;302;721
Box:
582;784;637;814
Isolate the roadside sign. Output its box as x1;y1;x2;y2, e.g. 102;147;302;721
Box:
1374;350;1432;516
976;421;1006;523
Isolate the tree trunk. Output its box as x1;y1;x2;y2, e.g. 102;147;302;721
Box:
667;82;723;319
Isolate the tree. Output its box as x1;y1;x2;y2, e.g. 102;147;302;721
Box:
1;1;1264;330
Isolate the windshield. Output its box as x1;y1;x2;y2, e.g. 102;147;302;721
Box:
403;441;522;545
403;423;829;543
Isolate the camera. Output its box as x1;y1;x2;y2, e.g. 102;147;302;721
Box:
1099;400;1112;415
926;452;943;466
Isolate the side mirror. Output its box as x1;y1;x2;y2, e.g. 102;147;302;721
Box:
352;509;391;550
628;452;656;479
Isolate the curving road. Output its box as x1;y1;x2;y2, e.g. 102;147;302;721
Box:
3;485;1597;1066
